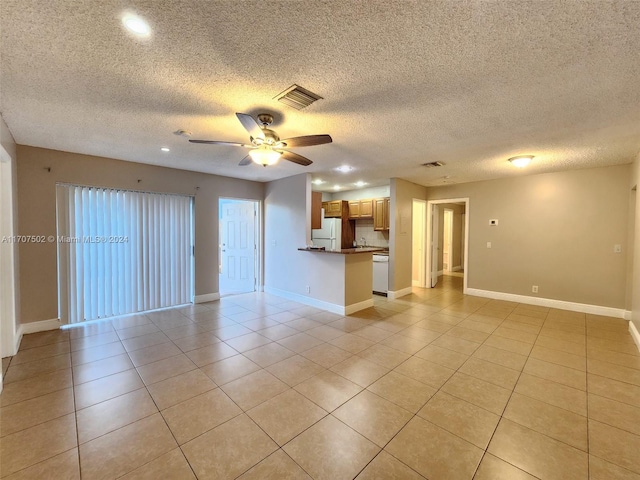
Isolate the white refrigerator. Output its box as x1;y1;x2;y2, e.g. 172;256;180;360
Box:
312;209;342;250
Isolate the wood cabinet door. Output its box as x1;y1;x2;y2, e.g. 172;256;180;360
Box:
323;201;341;217
383;198;390;230
348;201;360;218
311;192;322;229
359;200;373;218
373;199;385;230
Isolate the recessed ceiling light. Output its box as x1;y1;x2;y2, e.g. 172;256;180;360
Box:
312;179;325;185
354;181;367;187
508;155;534;168
122;13;151;37
335;165;353;173
333;185;341;190
161;147;170;152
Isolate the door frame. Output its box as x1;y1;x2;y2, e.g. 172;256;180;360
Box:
218;197;262;295
0;144;18;366
426;198;470;293
412;199;427;287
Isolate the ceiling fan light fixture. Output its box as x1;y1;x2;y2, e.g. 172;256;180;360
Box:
249;146;281;166
509;155;534;168
335;165;354;173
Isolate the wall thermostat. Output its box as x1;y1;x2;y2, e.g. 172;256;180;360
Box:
489;219;499;226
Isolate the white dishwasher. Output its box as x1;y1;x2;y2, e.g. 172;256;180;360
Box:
372;254;389;295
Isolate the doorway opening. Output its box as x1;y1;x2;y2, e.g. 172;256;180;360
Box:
219;198;260;297
426;198;469;292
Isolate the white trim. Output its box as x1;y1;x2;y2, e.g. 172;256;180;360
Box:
412;280;421;287
0;144;18;359
452;265;463;272
264;286;373;315
195;293;221;304
344;298;375;315
629;321;640;353
437;270;444;276
623;310;632;321
20;318;61;334
466;288;627;318
14;325;23;355
387;286;413;300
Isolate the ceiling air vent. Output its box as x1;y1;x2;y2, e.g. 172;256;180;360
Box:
274;84;323;110
422;161;444;168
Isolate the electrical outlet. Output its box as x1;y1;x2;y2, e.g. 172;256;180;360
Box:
486;242;492;249
305;285;310;294
532;285;539;293
614;244;622;253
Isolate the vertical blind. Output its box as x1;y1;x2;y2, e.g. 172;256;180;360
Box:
56;184;194;324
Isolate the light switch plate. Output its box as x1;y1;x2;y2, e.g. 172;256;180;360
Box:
487;242;492;249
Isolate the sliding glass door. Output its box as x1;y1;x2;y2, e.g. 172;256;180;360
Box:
56;184;194;324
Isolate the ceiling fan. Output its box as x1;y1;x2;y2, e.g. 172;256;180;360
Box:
189;113;332;167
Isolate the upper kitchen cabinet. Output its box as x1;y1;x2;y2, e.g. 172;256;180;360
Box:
348;199;373;219
311;191;322;229
322;200;344;218
374;198;390;231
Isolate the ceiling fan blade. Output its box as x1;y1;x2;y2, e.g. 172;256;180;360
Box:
279;134;332;148
236;113;264;140
189;139;251;147
280;150;313;166
238;155;252;166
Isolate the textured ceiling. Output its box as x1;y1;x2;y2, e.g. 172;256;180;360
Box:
1;1;640;191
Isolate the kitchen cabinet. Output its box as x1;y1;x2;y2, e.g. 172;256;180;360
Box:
322;200;343;218
311;192;322;229
374;197;390;231
348;199;373;219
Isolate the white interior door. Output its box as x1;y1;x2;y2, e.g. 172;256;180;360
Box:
430;204;439;287
443;209;453;272
219;200;256;295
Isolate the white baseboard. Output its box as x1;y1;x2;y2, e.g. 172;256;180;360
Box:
624;310;632;321
630;321;640;353
20;318;61;334
412;280;421;287
437;270;444;276
452;265;463;272
194;293;220;304
387;286;413;300
264;286;372;315
466;288;627;319
14;326;23;356
345;299;374;315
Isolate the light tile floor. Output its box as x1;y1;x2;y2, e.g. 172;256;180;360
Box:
2;275;640;479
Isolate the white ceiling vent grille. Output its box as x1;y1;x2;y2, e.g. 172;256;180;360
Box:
275;84;323;110
422;161;444;168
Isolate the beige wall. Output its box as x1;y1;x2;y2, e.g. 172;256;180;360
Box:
438;203;465;271
630;154;639;333
428;165;630;309
390;178;428;292
16;146;264;324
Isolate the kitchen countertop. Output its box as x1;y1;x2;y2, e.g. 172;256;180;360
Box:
298;247;387;255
